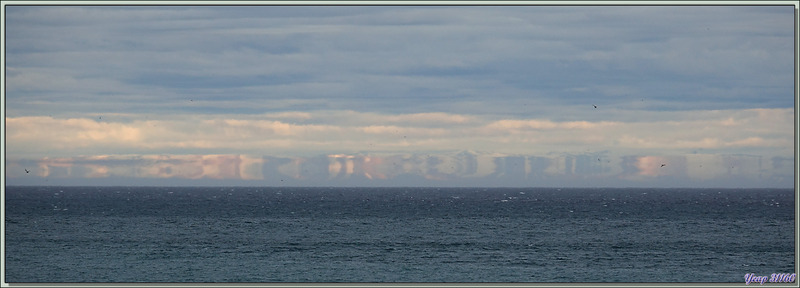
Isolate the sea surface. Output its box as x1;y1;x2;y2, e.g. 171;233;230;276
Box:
4;186;796;283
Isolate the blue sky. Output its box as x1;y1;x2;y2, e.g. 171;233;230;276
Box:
3;4;796;187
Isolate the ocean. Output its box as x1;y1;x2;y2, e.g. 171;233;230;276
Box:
3;186;796;283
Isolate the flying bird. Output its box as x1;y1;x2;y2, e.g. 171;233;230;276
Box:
24;169;30;173
593;105;597;108
660;164;666;167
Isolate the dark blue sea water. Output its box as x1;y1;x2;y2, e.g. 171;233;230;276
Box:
4;186;796;283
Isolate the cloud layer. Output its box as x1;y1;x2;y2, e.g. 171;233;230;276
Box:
5;107;794;187
3;5;795;187
5;6;793;118
5;108;793;158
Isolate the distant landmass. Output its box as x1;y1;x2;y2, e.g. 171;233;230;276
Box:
5;151;793;188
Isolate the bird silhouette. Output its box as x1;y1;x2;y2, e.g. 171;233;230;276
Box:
593;105;597;108
660;164;666;167
24;169;30;173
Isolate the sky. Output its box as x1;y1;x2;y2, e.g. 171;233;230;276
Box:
2;4;797;188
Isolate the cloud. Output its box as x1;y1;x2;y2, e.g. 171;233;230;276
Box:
5;6;793;120
6;117;143;151
5;108;793;160
4;6;793;188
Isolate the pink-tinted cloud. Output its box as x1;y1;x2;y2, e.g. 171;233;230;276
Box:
5;108;792;165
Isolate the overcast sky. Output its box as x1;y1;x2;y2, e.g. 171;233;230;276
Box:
3;4;796;187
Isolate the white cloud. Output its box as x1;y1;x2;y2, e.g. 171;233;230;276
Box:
5;108;792;160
